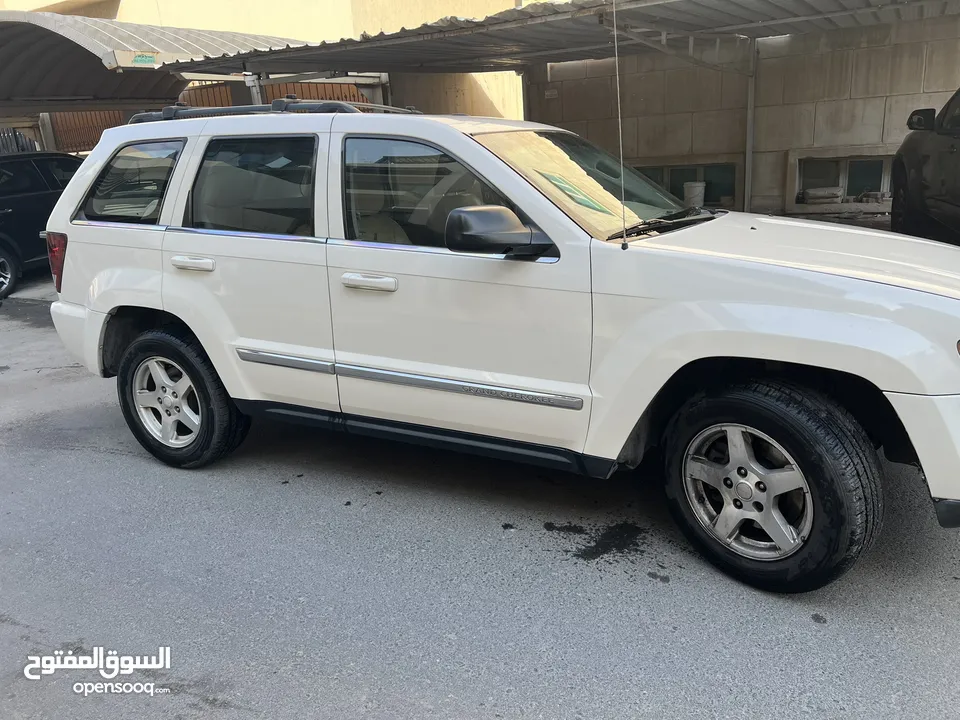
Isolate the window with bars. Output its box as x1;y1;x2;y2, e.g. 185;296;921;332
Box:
637;163;737;208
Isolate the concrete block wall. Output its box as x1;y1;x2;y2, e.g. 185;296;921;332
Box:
527;43;749;166
526;16;960;213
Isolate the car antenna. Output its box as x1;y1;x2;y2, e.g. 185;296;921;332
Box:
611;0;629;250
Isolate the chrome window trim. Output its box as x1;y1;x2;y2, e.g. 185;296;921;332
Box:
326;237;558;263
168;227;326;244
236;348;335;374
70;220;167;232
336;363;583;410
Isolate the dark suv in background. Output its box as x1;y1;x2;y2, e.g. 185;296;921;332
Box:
0;151;83;299
893;91;960;240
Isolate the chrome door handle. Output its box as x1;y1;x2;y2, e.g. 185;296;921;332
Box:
170;255;215;272
0;208;12;215
341;272;397;292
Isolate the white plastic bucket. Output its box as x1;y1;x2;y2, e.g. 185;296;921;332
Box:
683;181;706;208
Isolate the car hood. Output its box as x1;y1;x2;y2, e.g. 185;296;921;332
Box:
643;212;960;301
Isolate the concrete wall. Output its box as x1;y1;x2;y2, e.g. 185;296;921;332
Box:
527;17;960;213
18;0;523;119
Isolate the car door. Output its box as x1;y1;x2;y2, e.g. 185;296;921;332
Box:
925;92;960;227
0;158;56;265
935;94;960;227
161;118;339;413
325;121;594;453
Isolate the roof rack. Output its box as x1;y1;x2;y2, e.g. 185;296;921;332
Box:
128;95;421;124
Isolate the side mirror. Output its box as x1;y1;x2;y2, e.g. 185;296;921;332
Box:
907;108;936;131
445;206;553;258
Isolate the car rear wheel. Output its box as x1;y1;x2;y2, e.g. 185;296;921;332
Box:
662;380;883;593
0;246;20;300
117;329;250;468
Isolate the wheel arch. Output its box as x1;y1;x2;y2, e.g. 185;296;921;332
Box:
612;356;918;470
100;306;201;378
0;232;23;262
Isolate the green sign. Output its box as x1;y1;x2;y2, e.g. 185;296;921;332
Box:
536;171;613;215
132;53;158;66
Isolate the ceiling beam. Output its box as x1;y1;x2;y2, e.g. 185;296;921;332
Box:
690;0;947;34
604;20;753;75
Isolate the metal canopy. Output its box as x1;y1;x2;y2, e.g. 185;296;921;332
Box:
0;11;302;114
168;0;960;76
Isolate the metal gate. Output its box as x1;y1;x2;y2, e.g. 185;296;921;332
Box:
0;127;40;154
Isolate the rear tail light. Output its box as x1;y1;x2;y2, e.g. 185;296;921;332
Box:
46;231;68;293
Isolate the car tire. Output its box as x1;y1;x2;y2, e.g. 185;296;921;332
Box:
0;245;20;300
662;379;883;593
117;329;251;468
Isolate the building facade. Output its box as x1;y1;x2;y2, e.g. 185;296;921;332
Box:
526;15;960;215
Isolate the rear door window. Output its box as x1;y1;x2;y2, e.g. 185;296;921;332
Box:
0;160;49;197
188;136;317;237
34;155;83;189
78;140;184;225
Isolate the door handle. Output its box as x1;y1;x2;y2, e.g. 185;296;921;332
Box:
0;208;12;215
170;255;215;272
341;272;397;292
951;145;958;153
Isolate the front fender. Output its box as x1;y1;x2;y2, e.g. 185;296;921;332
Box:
584;294;960;461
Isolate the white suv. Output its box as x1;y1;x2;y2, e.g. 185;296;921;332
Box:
46;100;960;592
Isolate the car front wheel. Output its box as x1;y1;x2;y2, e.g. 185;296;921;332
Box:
117;329;250;468
663;380;883;593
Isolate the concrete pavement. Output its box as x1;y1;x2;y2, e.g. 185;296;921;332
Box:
2;295;960;720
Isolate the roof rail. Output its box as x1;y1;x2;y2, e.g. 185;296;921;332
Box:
128;96;421;124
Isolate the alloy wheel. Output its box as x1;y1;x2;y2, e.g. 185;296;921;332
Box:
132;356;202;448
682;423;814;561
0;257;10;294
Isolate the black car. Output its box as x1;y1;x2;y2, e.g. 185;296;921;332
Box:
0;151;83;299
892;92;960;239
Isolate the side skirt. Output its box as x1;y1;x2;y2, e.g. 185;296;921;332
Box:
233;399;618;479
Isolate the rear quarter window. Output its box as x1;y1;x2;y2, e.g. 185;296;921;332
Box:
77;140;184;225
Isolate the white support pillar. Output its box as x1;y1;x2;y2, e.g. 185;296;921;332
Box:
744;42;757;213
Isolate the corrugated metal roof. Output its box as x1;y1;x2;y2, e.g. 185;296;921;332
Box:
0;11;305;115
0;11;301;70
168;0;960;75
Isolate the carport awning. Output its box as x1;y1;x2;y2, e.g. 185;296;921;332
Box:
0;11;303;114
167;0;960;75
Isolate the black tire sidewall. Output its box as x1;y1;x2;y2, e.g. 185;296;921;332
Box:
664;391;861;592
117;333;226;467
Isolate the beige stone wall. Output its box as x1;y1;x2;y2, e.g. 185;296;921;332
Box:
389;71;523;119
527;17;960;212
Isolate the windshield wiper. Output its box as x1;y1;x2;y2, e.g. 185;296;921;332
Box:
605;208;715;241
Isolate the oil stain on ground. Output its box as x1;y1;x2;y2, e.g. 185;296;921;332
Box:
573;522;648;561
540;520;673;582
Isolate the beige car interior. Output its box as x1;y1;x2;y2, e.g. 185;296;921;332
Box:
193;157;313;236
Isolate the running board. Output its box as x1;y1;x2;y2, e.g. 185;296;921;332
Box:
233;400;617;479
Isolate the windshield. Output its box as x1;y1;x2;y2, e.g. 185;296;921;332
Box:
475;130;683;240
